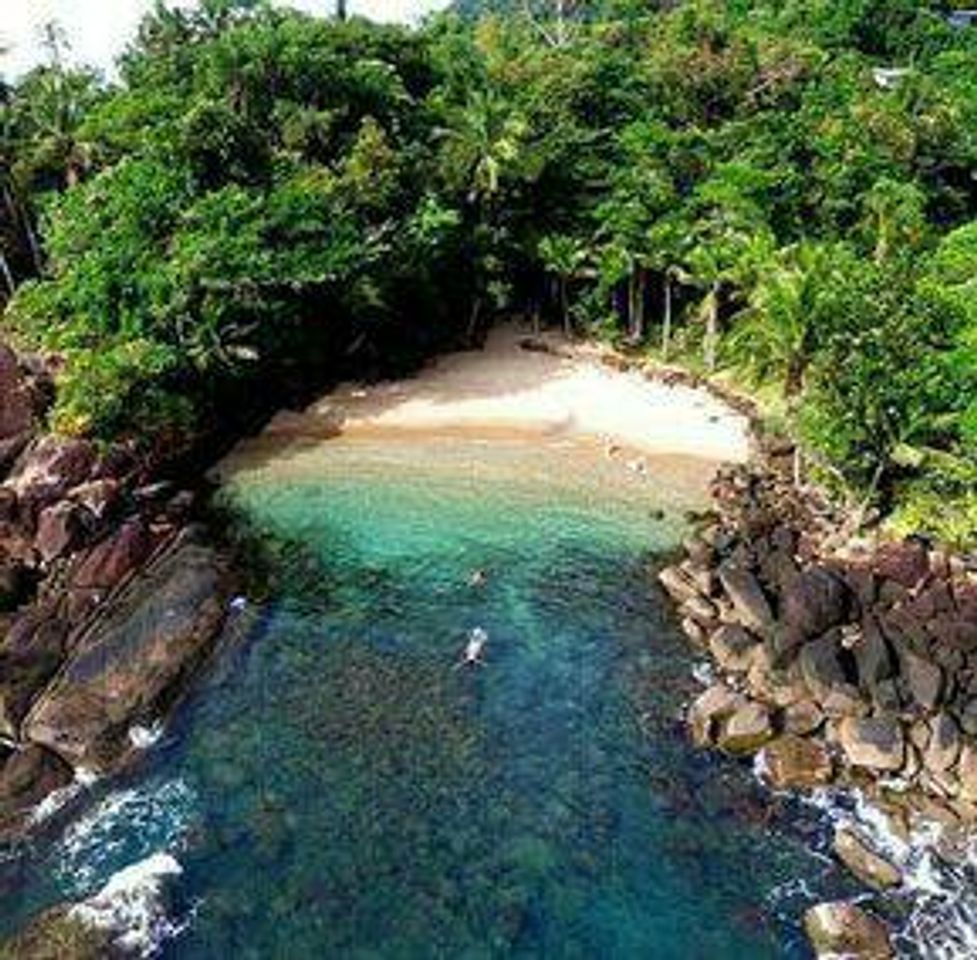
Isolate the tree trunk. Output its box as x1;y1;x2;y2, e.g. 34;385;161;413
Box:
661;274;672;360
336;0;347;20
560;276;571;337
0;251;15;299
634;268;646;343
705;281;719;372
466;296;483;346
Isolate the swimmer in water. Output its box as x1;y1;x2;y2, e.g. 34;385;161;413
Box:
468;569;488;587
456;627;488;667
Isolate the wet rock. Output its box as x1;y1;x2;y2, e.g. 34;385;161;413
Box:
658;565;702;605
0;905;111;959
718;562;774;636
832;827;902;890
717;701;774;755
783;699;824;736
708;624;761;672
798;632;849;702
0;744;73;835
804;901;892;959
924;713;961;774
688;683;745;748
24;543;227;771
838;717;905;772
758;735;833;789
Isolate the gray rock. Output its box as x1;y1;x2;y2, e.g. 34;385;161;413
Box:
709;624;761;672
838;717;905;772
899;647;944;711
0;744;73;836
924;713;961;774
804;902;892;959
853;615;894;693
24;543;227;771
833;827;902;890
718;562;774;636
799;632;849;702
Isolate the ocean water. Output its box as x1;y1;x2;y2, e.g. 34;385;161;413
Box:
0;437;852;957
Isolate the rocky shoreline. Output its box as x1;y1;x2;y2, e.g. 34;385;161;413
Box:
660;458;977;957
0;344;231;844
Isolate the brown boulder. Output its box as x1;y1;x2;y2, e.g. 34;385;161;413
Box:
783;699;825;736
24;543;227;770
758;735;833;789
798;631;849;702
898;647;944;712
804;901;892;959
839;717;905;772
779;566;848;643
832;827;902;890
70;518;152;592
924;712;961;774
717;701;774;755
10;437;96;515
688;683;745;748
658;565;703;605
0;611;68;738
874;540;930;590
0;345;34;441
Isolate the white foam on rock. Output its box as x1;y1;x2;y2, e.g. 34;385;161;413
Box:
69;852;185;958
801;787;977;959
128;721;165;750
28;768;99;826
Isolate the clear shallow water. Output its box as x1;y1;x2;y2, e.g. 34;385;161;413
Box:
0;437;849;957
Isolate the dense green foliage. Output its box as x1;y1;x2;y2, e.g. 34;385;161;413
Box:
3;0;977;541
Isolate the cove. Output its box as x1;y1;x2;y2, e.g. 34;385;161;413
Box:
0;435;846;957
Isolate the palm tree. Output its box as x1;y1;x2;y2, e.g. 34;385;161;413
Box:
538;234;588;336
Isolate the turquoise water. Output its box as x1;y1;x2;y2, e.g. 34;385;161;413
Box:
0;438;847;957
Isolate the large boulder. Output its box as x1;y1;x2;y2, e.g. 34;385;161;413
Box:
853;616;895;697
688;683;745;747
798;631;850;702
897;646;944;712
35;501;93;565
708;624;761;672
0;744;74;836
70;518;152;592
873;540;930;590
718;562;774;636
658;565;703;605
0;610;69;738
778;566;848;644
832;827;902;890
24;542;228;771
838;717;905;772
717;700;774;755
9;436;96;517
758;735;833;789
804;902;892;959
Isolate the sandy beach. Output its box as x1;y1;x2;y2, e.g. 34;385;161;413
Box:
261;326;751;464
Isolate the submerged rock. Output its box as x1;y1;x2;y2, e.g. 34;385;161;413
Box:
24;541;228;771
804;901;892;959
832;827;902;890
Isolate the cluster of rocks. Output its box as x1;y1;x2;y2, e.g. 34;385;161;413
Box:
662;465;977;818
0;344;230;838
659;463;977;957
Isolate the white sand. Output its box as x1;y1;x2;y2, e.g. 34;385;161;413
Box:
293;326;750;463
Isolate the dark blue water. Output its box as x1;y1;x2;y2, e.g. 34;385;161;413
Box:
0;439;846;957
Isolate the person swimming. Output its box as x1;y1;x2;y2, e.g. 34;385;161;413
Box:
468;569;488;587
456;627;488;667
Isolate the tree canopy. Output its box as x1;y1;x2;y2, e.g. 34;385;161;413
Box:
3;0;977;541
